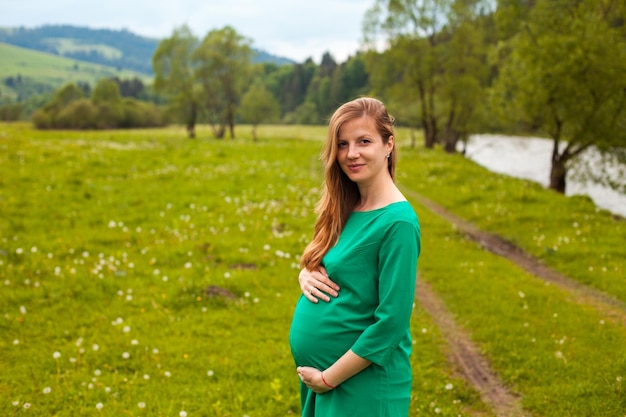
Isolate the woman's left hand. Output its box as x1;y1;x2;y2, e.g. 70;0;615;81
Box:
296;366;333;394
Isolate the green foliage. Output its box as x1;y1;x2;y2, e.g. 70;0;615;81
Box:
193;26;255;139
365;0;493;150
152;25;199;138
491;0;626;191
32;80;164;130
91;78;122;105
0;102;24;121
239;84;280;140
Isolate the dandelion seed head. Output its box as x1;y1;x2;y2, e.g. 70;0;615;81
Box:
94;369;102;376
13;339;19;345
96;402;103;410
53;351;61;359
445;383;454;390
180;411;188;417
123;326;131;333
23;403;31;409
43;387;51;394
207;370;214;377
122;352;130;359
92;344;99;351
138;402;146;408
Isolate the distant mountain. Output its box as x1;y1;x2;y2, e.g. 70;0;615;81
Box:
0;25;295;75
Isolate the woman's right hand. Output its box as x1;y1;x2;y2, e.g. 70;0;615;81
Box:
299;266;340;303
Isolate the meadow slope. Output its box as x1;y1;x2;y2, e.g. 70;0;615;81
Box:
1;123;624;416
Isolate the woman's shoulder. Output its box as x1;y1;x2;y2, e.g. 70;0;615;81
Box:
365;201;419;228
384;200;417;219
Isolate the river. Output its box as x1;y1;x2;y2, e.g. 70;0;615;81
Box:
462;134;626;217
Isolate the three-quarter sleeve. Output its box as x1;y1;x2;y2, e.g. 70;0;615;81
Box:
350;219;420;366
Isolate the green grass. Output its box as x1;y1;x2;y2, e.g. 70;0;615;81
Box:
397;140;626;303
1;123;624;416
0;123;486;416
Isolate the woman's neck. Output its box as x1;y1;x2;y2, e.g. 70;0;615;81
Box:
354;176;404;212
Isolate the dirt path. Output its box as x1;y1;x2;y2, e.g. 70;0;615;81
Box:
403;187;626;416
404;188;626;326
415;279;527;417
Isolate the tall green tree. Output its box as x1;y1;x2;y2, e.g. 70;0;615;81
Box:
438;1;491;152
152;25;199;138
193;26;254;139
492;0;626;193
365;0;492;151
239;83;280;141
364;0;452;148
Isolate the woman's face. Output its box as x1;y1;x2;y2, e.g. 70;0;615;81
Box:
336;116;393;186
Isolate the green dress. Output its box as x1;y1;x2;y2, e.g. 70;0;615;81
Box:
290;201;421;417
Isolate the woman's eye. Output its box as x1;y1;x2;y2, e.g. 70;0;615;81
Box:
338;142;347;148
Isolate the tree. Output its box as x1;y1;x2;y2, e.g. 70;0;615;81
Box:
365;0;493;151
153;25;199;138
193;26;254;139
239;83;280;141
492;0;626;193
438;2;491;152
91;78;123;128
364;0;452;148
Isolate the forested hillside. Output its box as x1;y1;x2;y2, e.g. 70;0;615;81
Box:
0;25;294;76
0;25;157;74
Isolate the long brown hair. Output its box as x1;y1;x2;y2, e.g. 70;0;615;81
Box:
300;97;396;270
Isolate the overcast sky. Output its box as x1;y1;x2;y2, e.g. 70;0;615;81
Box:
1;0;375;63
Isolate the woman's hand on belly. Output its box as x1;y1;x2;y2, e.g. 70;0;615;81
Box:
297;366;333;394
299;266;340;303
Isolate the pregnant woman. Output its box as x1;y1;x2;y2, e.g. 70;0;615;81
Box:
289;97;421;416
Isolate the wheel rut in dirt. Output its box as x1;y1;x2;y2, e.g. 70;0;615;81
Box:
415;279;527;417
403;187;626;326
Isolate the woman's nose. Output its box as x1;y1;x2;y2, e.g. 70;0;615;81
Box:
347;144;359;159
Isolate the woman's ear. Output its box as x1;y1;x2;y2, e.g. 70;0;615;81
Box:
387;135;395;153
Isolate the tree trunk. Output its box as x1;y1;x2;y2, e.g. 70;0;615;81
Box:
443;107;458;153
252;125;258;142
215;124;226;139
186;102;197;139
227;107;236;139
549;153;567;194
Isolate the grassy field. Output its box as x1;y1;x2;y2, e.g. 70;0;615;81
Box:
1;122;625;416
